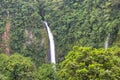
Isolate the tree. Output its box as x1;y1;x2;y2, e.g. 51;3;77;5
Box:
38;64;55;80
56;46;120;80
0;53;38;80
0;54;9;80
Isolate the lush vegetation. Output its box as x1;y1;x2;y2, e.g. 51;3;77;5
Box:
0;47;120;80
43;0;120;62
0;54;37;80
56;46;120;80
0;0;120;80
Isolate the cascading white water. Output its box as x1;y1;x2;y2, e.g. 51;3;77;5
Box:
43;21;56;64
104;33;110;49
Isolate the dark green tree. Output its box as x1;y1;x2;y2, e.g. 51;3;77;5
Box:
38;64;55;80
0;53;38;80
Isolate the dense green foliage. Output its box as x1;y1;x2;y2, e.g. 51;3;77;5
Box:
0;53;56;80
43;0;120;62
0;0;120;79
0;54;38;80
0;47;120;80
0;0;119;64
0;0;47;66
56;46;120;80
38;64;55;80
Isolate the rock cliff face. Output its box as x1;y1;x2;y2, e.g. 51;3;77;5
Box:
2;13;11;56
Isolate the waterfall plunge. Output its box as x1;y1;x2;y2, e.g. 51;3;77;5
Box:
104;33;110;49
43;21;56;64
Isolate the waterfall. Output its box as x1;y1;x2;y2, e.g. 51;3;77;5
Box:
43;21;56;64
104;33;110;49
